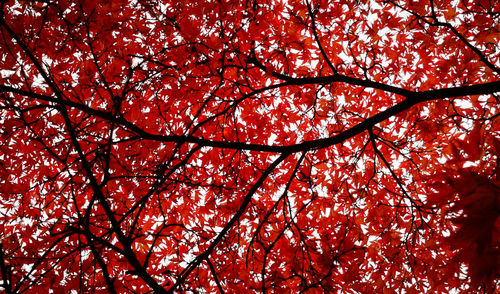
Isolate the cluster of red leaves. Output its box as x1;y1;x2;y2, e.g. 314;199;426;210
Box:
449;173;499;289
429;124;500;291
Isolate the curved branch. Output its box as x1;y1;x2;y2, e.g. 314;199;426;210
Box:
305;0;337;74
2;80;499;154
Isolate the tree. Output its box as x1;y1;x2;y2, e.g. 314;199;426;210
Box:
0;0;499;292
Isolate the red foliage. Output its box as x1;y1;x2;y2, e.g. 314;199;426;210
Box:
429;126;500;291
0;0;499;292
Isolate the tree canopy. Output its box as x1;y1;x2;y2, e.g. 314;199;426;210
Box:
0;0;499;292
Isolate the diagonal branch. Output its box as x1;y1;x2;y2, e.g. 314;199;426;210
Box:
167;152;290;293
0;14;169;294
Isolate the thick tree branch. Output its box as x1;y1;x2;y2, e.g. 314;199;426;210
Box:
2;80;499;154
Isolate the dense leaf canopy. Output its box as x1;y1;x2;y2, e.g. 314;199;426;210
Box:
0;0;499;292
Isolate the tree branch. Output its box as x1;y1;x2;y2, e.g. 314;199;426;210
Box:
167;152;290;293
